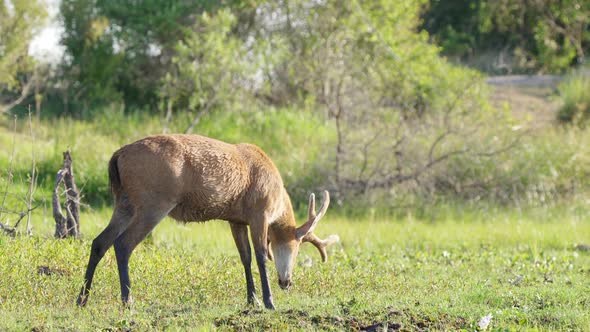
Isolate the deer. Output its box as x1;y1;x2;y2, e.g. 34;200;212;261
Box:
76;134;339;310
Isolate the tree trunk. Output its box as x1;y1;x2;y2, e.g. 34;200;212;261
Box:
53;150;80;238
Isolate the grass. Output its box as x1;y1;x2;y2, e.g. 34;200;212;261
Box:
1;208;589;331
0;107;333;208
556;70;590;124
1;86;590;330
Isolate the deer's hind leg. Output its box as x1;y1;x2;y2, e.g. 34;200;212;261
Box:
113;202;174;306
77;196;134;307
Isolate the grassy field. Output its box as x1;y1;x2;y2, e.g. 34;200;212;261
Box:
0;207;589;331
1;85;590;330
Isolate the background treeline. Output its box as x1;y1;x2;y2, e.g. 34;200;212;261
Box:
423;0;590;73
1;0;590;214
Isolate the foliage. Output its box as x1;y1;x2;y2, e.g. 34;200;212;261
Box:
57;0;265;113
557;70;590;124
249;0;517;204
0;0;46;111
160;9;264;133
1;209;589;330
2;96;590;216
3;0;590;207
58;0;219;112
58;0;124;115
0;0;45;88
36;0;521;205
423;0;590;73
0;107;333;207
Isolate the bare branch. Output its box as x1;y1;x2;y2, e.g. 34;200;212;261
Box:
53;169;67;238
12;204;41;230
26;108;36;235
473;129;528;158
53;150;81;238
184;102;213;134
0;79;34;114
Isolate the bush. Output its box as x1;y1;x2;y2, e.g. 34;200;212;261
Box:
557;71;590;125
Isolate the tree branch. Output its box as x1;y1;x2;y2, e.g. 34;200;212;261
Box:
0;80;33;114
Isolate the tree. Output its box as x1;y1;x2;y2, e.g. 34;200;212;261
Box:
0;0;46;113
161;10;246;133
251;0;520;202
422;0;590;73
58;0;254;114
160;5;280;133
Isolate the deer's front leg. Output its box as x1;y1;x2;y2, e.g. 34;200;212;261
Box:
249;220;275;310
230;223;260;306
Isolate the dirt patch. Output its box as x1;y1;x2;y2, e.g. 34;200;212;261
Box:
36;265;68;276
486;75;562;87
486;75;561;129
214;309;396;331
360;322;402;331
489;85;559;129
214;307;467;331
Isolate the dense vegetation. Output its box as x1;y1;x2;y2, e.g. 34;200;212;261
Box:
2;1;590;330
3;0;589;208
422;0;590;73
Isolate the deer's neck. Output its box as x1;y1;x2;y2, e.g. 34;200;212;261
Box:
270;188;297;231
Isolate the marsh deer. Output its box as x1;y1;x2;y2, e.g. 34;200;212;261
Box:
76;134;338;309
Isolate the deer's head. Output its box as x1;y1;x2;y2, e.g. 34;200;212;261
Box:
269;191;339;290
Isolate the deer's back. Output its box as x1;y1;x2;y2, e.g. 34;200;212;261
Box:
114;134;283;223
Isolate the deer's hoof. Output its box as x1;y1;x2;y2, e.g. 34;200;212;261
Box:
248;295;262;307
76;294;88;307
122;295;134;308
264;301;276;310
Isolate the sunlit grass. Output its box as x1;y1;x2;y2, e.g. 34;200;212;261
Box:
0;107;333;207
1;97;590;330
557;71;590;124
1;207;589;331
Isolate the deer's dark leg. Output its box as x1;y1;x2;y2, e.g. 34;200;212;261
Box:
250;219;274;310
112;207;170;306
77;205;133;307
230;223;259;306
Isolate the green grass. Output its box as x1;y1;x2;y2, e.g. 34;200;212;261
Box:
1;208;589;331
1;92;590;330
0;107;333;207
557;70;590;124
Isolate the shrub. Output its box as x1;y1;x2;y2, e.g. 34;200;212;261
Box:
557;71;590;125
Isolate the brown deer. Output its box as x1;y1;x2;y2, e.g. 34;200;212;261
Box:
76;134;338;309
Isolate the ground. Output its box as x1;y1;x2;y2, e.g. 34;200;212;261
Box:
487;75;561;129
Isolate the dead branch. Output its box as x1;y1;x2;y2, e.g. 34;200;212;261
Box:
53;150;80;239
12;204;40;229
53;170;68;238
63;151;80;236
0;203;41;236
0;222;16;236
26;108;36;235
184;96;216;134
0;80;33;114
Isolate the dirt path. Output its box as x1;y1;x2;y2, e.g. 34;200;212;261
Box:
486;75;561;129
486;75;562;87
